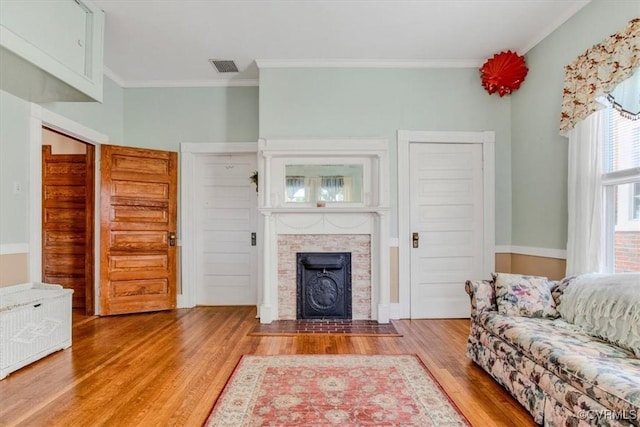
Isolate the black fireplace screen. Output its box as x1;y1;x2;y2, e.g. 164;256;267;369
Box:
296;252;352;320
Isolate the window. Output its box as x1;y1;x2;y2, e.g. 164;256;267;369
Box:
283;164;363;204
286;176;306;202
285;175;352;203
602;104;640;273
319;176;347;202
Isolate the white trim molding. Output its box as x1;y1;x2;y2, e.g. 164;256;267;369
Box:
256;59;482;69
104;67;259;88
103;67;126;88
29;104;107;314
498;245;567;260
397;130;496;319
518;1;590;54
0;244;29;255
389;303;402;320
122;79;259;88
494;245;512;254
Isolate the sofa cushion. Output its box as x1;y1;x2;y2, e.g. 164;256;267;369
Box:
493;273;559;318
554;354;640;414
559;273;640;358
469;324;636;422
479;313;640;414
479;313;633;362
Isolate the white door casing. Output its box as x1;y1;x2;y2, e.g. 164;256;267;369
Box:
397;131;495;319
180;143;259;309
28;104;105;314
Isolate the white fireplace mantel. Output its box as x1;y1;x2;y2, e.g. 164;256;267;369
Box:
257;138;390;324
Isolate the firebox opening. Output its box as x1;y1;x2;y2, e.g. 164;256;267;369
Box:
296;252;352;320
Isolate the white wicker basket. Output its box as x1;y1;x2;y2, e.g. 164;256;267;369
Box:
0;283;73;379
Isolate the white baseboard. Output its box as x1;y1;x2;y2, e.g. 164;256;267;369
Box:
389;303;402;320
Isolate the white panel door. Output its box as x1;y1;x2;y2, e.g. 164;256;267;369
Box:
195;153;257;305
410;143;484;318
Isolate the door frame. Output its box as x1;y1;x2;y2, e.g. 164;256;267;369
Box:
180;142;259;309
29;104;107;314
397;130;496;319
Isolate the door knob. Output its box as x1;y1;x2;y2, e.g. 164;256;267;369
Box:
169;231;177;246
412;232;419;248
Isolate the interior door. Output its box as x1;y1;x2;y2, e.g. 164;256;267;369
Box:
41;143;94;311
410;143;484;318
100;145;178;315
195;153;258;305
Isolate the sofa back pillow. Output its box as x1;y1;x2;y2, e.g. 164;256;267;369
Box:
550;275;578;308
465;279;497;316
558;273;640;358
493;273;559;318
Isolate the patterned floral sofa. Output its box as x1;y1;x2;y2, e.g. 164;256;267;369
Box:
465;272;640;426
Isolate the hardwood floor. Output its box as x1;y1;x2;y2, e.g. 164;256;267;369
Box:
0;307;536;426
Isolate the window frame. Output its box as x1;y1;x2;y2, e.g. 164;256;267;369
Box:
602;167;640;272
600;101;640;272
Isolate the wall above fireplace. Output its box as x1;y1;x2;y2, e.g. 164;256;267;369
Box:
257;138;390;324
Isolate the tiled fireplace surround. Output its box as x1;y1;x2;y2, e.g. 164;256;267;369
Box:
257;138;391;324
278;234;371;320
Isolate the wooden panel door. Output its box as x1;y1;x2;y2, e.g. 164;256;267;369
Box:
100;145;177;315
410;143;484;318
42;144;94;310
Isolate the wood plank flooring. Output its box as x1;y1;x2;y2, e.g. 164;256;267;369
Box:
0;307;536;426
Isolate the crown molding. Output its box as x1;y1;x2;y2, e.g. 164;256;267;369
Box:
103;66;126;87
255;58;483;69
518;0;590;54
124;78;259;88
105;58;485;88
102;67;258;88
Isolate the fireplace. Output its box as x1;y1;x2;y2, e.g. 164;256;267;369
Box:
297;252;352;319
257;138;391;324
278;234;370;320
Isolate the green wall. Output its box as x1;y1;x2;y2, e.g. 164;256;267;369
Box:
0;90;30;244
259;67;513;242
3;0;638;252
511;0;639;250
123;86;258;151
0;81;259;246
42;77;125;145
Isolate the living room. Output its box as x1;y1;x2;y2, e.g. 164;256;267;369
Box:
0;1;638;425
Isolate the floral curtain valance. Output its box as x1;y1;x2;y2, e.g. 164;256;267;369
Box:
560;18;640;136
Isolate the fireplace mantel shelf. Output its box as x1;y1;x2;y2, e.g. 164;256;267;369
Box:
260;207;389;214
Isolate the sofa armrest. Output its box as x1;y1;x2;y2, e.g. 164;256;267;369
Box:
465;279;497;317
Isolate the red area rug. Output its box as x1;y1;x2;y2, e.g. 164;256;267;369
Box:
205;354;470;426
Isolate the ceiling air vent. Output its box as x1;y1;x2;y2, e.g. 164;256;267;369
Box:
209;59;239;73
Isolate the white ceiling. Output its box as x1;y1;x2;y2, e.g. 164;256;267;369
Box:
94;0;591;87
